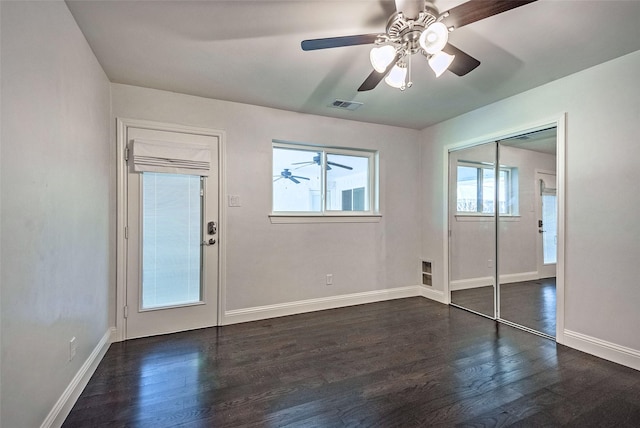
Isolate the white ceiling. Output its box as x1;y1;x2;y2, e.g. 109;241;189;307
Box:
500;126;557;155
66;0;640;130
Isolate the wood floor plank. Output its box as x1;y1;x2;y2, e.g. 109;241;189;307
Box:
63;298;640;427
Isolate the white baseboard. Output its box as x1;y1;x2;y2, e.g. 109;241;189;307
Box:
501;271;540;284
450;276;493;291
41;327;114;428
564;329;640;371
418;285;447;304
450;271;539;290
222;286;421;325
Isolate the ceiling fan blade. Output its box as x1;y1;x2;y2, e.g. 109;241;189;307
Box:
358;52;401;92
288;177;301;184
292;175;310;180
291;161;314;165
443;0;538;30
443;43;481;76
301;34;379;51
327;161;353;170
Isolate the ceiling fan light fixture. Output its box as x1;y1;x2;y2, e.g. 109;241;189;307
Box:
385;62;408;89
428;51;455;77
419;21;449;54
370;45;396;73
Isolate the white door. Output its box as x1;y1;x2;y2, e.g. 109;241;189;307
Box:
536;171;557;279
125;126;219;339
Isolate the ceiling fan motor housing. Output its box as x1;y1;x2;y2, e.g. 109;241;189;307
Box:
385;6;439;54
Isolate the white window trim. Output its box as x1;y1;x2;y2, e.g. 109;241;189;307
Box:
269;214;382;224
271;140;380;219
456;161;517;216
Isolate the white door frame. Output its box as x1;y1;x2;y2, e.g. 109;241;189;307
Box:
442;113;566;343
115;118;226;342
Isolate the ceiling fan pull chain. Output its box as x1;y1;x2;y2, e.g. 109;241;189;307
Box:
406;52;413;89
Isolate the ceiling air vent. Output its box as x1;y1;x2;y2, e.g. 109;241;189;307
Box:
330;99;363;111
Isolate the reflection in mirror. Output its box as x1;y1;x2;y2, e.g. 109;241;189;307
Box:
449;143;496;318
497;127;557;337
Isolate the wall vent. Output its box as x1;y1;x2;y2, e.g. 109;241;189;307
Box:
422;260;433;286
330;99;363;111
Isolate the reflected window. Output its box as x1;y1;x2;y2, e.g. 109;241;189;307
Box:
542;193;557;264
457;162;517;215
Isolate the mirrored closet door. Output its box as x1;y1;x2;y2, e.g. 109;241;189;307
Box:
449;143;497;319
498;128;557;338
449;127;558;338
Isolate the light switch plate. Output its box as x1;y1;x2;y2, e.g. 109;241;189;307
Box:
228;195;241;207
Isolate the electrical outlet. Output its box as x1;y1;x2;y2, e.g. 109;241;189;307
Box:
488;259;493;269
69;337;77;361
228;195;241;207
326;274;333;285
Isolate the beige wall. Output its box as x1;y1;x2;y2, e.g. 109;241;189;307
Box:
1;2;112;426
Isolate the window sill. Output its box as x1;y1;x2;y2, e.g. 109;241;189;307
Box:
455;214;521;222
269;214;382;224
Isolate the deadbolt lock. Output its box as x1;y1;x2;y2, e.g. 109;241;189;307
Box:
208;221;217;235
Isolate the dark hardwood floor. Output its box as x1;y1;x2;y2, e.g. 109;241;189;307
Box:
451;285;494;317
451;278;557;337
63;298;640;427
501;278;556;337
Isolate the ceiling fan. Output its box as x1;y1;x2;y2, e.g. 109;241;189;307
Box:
291;152;354;171
273;168;311;184
301;0;537;91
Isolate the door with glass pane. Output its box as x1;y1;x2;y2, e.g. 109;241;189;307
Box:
537;171;557;278
125;126;219;339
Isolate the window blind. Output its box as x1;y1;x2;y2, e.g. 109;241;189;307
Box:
539;176;556;193
131;139;211;176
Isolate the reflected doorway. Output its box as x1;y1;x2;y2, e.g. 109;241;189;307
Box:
537;171;557;278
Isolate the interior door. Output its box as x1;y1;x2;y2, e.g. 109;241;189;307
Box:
125;126;219;339
537;171;557;279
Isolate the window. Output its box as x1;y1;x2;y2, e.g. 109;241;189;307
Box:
456;162;518;215
142;172;202;308
272;141;377;215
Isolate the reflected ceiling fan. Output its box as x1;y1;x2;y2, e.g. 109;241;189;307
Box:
291;152;353;171
273;168;310;184
301;0;537;91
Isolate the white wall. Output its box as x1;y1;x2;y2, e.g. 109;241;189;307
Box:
111;83;421;318
1;2;112;427
498;146;556;279
420;50;640;353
